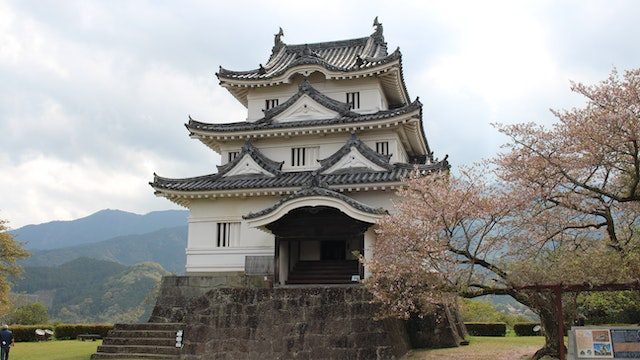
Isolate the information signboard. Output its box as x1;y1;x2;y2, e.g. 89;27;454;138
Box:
611;329;640;359
575;329;613;358
572;327;640;359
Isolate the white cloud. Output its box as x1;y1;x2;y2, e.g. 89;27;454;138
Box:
1;0;639;227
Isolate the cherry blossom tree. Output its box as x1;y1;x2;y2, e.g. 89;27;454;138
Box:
367;68;640;359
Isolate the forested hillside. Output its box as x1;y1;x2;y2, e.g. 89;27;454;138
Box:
22;226;187;273
11;258;169;323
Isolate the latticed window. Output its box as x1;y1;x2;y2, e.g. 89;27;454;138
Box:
228;151;239;162
375;141;389;156
346;92;360;109
291;147;307;167
290;147;319;168
265;99;279;110
216;222;239;247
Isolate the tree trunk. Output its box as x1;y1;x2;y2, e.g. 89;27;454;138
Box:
512;291;565;360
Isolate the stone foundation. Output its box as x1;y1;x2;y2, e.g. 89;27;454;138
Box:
149;276;467;360
149;273;271;323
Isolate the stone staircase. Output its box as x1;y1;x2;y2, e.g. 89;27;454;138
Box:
286;260;360;284
91;323;184;360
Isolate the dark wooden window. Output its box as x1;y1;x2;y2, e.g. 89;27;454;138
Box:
346;92;360;109
291;147;307;167
265;99;279;110
375;141;389;156
228;151;239;162
216;222;233;247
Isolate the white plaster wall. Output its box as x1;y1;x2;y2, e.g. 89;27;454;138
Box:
348;189;397;207
246;77;388;121
186;197;278;273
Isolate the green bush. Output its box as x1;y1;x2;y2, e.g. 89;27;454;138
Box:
513;322;541;336
464;322;507;336
54;324;113;339
7;303;49;325
10;325;54;342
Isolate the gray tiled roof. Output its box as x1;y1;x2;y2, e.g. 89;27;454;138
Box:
186;99;422;134
151;161;448;193
318;133;393;172
216;27;395;81
243;184;388;220
215;140;283;176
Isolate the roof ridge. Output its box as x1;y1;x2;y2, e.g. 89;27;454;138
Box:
185;99;422;133
215;140;284;176
317;133;394;173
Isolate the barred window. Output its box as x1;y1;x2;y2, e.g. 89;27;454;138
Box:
228;151;240;162
290;147;319;168
216;222;239;247
291;147;307;167
375;142;389;156
265;99;279;110
346;92;360;109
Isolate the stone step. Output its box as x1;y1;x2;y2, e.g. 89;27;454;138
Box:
295;262;358;266
103;337;176;347
289;273;357;278
293;267;358;272
97;345;180;356
107;330;179;339
91;352;179;359
286;278;356;284
114;323;184;331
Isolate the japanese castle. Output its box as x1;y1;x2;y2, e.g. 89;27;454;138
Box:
150;18;448;286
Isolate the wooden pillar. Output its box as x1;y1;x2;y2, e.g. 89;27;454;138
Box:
363;228;375;279
555;285;565;360
274;236;280;286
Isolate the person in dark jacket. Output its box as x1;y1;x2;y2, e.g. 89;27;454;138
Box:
0;324;13;360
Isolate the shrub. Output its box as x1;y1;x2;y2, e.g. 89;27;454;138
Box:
513;322;541;336
54;324;113;339
10;324;54;342
464;322;507;336
8;303;49;325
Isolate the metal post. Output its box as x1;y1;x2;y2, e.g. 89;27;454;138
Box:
554;285;565;360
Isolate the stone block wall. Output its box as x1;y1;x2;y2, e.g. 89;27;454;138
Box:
149;273;271;323
180;287;411;360
148;276;467;359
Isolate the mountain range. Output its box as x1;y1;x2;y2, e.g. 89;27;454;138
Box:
11;209;188;250
6;209;188;323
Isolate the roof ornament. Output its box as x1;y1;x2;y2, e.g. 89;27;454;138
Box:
299;78;312;91
241;139;254;152
274;27;284;47
258;64;266;74
355;54;364;68
373;16;383;37
271;27;285;55
295;44;322;60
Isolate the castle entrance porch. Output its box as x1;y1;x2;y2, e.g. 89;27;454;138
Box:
265;206;370;285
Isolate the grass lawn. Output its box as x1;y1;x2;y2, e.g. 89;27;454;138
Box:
404;336;547;360
9;340;102;360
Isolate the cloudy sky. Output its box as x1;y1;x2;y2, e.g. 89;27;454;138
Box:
1;0;639;228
